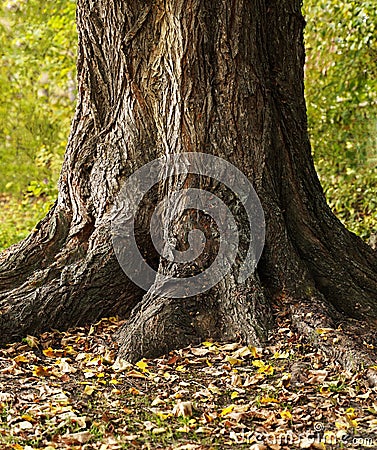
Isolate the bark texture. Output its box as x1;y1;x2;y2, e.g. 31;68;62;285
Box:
0;0;376;368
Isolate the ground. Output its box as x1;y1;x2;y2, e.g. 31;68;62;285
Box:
0;317;376;450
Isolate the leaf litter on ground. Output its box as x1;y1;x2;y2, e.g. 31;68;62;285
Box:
0;316;376;449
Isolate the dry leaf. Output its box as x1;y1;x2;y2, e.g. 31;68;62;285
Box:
219;405;235;417
173;401;193;417
190;347;210;356
83;385;95;395
136;359;149;372
152;427;166;434
62;431;91;444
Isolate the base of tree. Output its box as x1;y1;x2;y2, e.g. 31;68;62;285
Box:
1;0;376;382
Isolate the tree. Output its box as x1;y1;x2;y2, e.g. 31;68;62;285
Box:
0;0;376;368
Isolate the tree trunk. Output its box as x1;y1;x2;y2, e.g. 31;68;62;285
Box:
0;0;376;368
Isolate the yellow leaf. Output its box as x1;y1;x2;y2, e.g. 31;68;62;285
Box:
319;386;330;396
225;355;242;366
155;412;171;420
14;355;29;363
363;341;374;349
84;385;95;395
136;359;149;373
86;356;102;366
316;328;334;334
64;345;77;355
253;359;274;375
280;410;292;420
259;364;274;375
346;407;356;419
252;360;264;368
260;397;279;404
12;444;23;450
129;387;140;395
273;351;290;359
231;391;239;399
219;405;235;417
175;365;186;372
43;347;64;358
32;366;52;377
250;347;260;358
208;384;221;394
346;417;358;428
202;412;215;423
21;414;34;422
357;391;370;399
202;341;215;347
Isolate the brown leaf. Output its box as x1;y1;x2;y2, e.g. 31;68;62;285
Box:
190;347;210;356
173;401;193;417
61;431;91;444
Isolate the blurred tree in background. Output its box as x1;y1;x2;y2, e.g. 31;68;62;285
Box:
0;0;375;250
0;0;76;247
304;0;377;239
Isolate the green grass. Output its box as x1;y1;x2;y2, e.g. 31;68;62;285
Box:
0;194;52;251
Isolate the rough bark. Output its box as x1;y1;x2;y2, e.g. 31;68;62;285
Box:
0;0;376;368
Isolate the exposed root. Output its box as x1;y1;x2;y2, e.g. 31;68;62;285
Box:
115;293;219;363
288;296;377;372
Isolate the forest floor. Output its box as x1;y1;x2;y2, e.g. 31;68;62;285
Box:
0;316;376;450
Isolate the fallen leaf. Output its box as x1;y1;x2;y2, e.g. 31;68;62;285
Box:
190;347;210;356
24;335;39;348
83;385;95;395
173;401;193;417
127;370;147;379
136;359;149;372
32;365;52;377
62;431;91;444
280;410;292;420
152;427;166;434
219;405;235;416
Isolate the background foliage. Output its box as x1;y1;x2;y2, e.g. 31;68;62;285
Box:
304;0;377;239
0;0;76;249
0;0;376;250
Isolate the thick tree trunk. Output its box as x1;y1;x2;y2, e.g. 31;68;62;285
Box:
0;0;376;368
